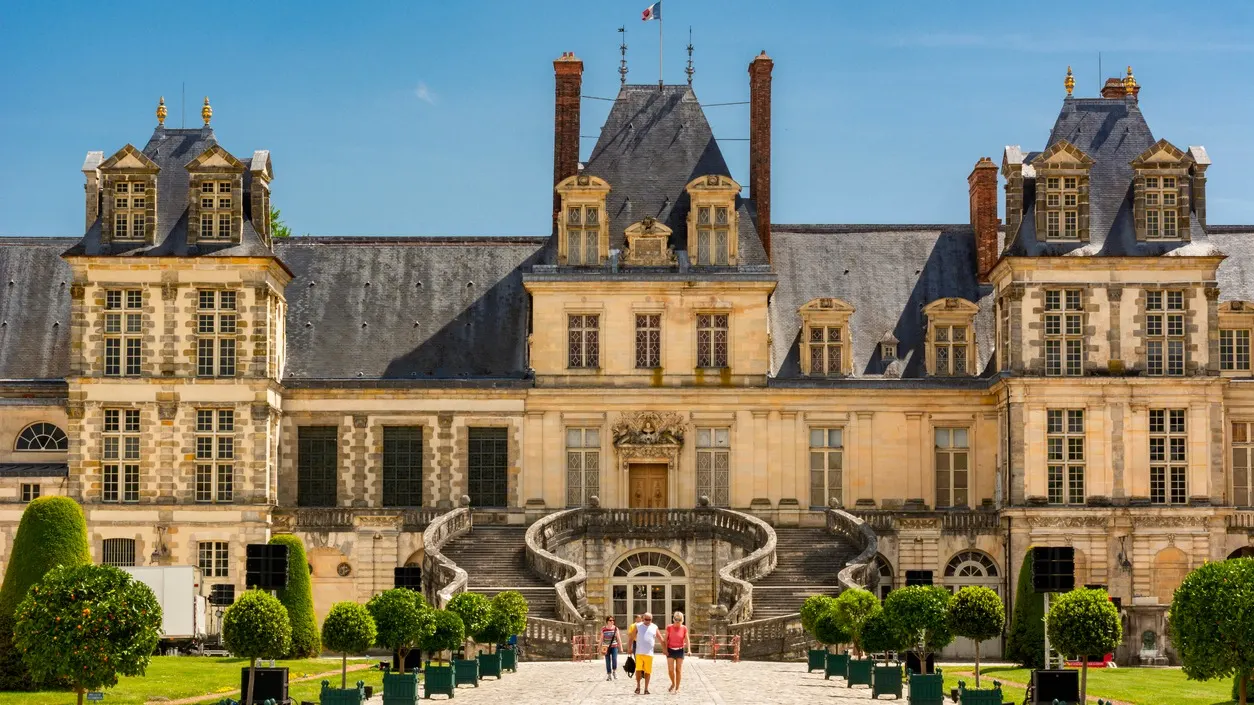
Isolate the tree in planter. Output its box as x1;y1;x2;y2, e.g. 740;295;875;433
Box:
801;594;837;643
13;564;161;705
321;602;377;689
1169;559;1254;705
269;534;320;658
1005;550;1045;669
832;588;880;657
222;589;293;705
860;608;908;664
446;592;491;657
420;610;467;666
813;605;853;653
948;585;1005;688
491;590;529;644
367;588;434;669
1046;587;1121;704
478;605;513;654
0;496;92;690
881;585;953;675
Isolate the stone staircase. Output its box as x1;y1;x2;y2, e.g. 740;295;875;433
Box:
439;525;557;618
749;526;857;619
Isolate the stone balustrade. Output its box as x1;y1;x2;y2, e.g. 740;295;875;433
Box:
525;508;591;625
848;507;1002;535
1227;509;1254;531
422;506;472;608
828;508;879;592
271;506;443;532
714;509;776;624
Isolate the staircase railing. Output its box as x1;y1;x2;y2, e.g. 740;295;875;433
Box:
713;509;776;624
524;508;589;624
422;506;472;608
828;508;879;592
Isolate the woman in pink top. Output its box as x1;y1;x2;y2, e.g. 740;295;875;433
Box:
664;610;691;693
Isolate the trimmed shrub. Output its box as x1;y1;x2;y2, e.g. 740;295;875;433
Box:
420;610;466;665
447;592;491;655
367;588;434;665
321;602;377;689
1169;558;1254;705
800;594;837;638
1005;549;1044;669
949;585;1005;687
832;588;880;656
269;534;320;658
222;589;293;705
1047;587;1121;703
813;605;852;649
491;590;529;639
882;585;952;674
860;608;908;663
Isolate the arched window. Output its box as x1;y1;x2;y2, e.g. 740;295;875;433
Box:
613;551;685;577
874;554;894;601
609;551;688;629
15;423;67;452
945;550;999;579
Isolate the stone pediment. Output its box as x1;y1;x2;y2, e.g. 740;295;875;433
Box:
622;217;676;267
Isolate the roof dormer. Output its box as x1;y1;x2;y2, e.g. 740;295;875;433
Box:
98;144;160;245
798;297;855;376
685;175;741;266
555;173;610;266
185;144;246;246
1130;138;1194;242
1030;140;1094;243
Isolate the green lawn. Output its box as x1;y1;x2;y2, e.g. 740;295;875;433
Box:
946;665;1236;705
0;656;379;705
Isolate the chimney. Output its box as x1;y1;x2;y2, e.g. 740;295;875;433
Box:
1101;71;1140;100
553;52;583;236
969;157;1000;282
81;151;104;231
748;51;773;259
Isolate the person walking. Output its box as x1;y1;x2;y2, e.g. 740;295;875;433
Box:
599;615;622;681
664;611;690;693
631;612;659;695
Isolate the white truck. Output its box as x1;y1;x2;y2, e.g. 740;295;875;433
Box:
121;565;208;647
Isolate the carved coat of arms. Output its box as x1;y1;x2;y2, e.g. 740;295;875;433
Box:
611;411;686;447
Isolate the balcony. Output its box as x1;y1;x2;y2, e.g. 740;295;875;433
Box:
271;507;443;533
850;508;1002;535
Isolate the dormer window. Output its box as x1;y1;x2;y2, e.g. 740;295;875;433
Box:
97;144;160;244
685;175;740;266
1030;140;1093;243
566;205;601;265
555;174;611;266
200;181;234;239
185;144;246;244
881;342;896;360
1132;139;1194;242
113;181;148;240
1143;176;1180;240
1044;176;1079;239
695;205;731;265
923;298;980;377
798;298;855;377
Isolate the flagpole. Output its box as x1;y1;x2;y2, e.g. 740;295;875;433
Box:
658;15;663;88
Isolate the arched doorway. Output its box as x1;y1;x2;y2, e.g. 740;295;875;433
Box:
1152;548;1188;604
1227;546;1254;560
941;550;1003;660
873;554;894;601
609;551;688;629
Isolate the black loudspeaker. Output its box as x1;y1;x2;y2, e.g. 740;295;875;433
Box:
1032;669;1079;703
245;543;290;591
240;666;289;704
394;566;422;591
905;570;933;586
1032;547;1075;593
209;583;236;607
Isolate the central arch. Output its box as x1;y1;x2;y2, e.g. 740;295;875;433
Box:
608;549;689;629
941;550;1003;660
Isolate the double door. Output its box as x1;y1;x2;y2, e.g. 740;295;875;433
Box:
628;463;668;508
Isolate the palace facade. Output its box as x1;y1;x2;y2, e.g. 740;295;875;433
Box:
2;54;1253;662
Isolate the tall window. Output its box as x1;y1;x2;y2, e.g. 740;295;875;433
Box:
1233;422;1254;507
694;205;730;265
635;314;661;368
1144;176;1179;240
933;325;969;376
696;313;729;368
102;538;136;567
566;205;600;265
198;541;229;577
113;181;147;240
808;325;844;376
567;314;599;369
1150;409;1187;505
1044;176;1079;239
935;428;969;508
297;426;338;507
1221;329;1251;372
695;428;730;507
1044;289;1083;376
565;427;600;507
809;428;843;508
195;409;234;503
102;409;140;503
1047;409;1085;505
196;290;237;377
467;427;508;507
199;181;233;239
1146;290;1185;376
14;422;67;451
104;289;143;377
383;426;423;507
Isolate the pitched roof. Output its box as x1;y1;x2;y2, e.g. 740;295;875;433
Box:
1211;227;1254;301
275;237;545;382
0;238;74;380
582;85;767;267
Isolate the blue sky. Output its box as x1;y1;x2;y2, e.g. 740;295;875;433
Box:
1;0;1252;237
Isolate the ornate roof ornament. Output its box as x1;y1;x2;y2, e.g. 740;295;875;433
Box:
156;96;167;126
1064;66;1075;96
201;96;213;126
1123;66;1137;97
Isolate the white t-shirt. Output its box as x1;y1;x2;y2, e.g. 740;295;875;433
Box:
634;622;659;655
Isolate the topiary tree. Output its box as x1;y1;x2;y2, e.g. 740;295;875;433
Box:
269;534;320;658
478;604;513;653
13;564;161;705
420;609;466;665
833;588;880;657
882;585;953;674
0;496;92;690
801;594;837;641
860;608;908;664
321;601;377;688
813;605;852;652
491;590;529;644
1169;558;1254;705
222;589;293;705
949;585;1005;687
367;588;434;667
446;592;491;657
1047;587;1121;703
1005;550;1044;669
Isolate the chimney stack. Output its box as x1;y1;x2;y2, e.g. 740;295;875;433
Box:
81;151;104;230
748;51;773;259
968;157;1000;282
553;52;583;236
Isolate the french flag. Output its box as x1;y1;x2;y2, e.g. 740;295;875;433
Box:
641;1;661;21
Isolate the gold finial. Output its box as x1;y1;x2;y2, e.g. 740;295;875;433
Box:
1123;66;1137;96
156;96;167;126
1064;66;1075;96
201;96;213;126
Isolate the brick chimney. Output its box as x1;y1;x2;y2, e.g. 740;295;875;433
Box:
1101;76;1140;100
553;52;583;236
748;51;773;259
969;157;1000;282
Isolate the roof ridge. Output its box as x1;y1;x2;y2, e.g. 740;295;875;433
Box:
273;236;548;245
0;237;81;245
774;224;984;233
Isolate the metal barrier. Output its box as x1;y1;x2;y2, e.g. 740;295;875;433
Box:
689;634;740;662
571;633;601;662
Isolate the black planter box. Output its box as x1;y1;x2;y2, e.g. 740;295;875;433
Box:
1032;669;1079;704
240;666;289;705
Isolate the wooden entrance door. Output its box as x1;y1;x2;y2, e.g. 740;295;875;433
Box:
629;463;668;508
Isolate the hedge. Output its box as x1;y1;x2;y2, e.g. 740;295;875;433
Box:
269;534;320;658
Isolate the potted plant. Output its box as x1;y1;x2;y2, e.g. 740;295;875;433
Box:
801;595;837;673
476;604;513;679
862;608;907;700
319;679;367;705
814;605;852;681
833;588;880;688
491;591;529;672
420;609;466;698
957;679;1003;705
1046;587;1122;704
320;601;377;689
219;589;293;705
882;585;953;705
447;592;491;682
367;589;434;701
948;586;1005;689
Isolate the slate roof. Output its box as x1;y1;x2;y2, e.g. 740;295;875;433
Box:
65;127;276;259
0;463;68;478
581;84;768;268
769;226;995;381
1005;97;1215;257
1211;227;1254;301
275;237;545;381
0;238;74;380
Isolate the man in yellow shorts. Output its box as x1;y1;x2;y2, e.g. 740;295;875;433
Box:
632;612;659;695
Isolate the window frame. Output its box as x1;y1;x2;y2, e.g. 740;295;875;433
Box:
1149;408;1187;505
296;426;338;508
198;541;230;578
696;427;731;507
102;538;137;567
1233;420;1254;508
695;312;730;369
565;204;603;266
555;174;611;266
195;289;238;377
565;427;601;507
103;289;143;377
934;427;970;509
14;422;68;452
1044;289;1084;376
567;313;600;369
806;324;846;376
1221;328;1251;372
198;180;234;239
809;427;843;509
194;409;235;503
382;426;424;507
932;324;970;376
1046;409;1086;505
111;180;148;241
20;483;40;502
684;175;741;266
1145;290;1186;376
634;313;662;369
1143;175;1183;240
1043;174;1081;240
102;408;141;503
